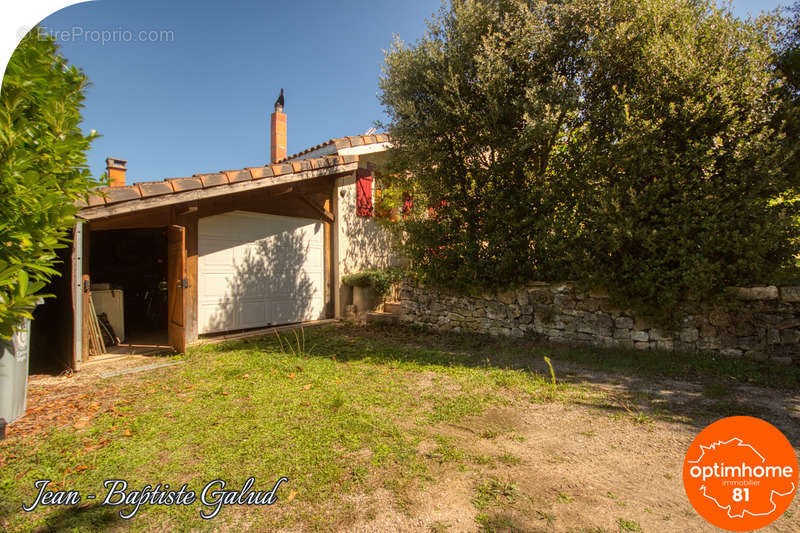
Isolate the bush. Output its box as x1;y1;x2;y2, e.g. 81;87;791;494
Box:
341;268;403;297
0;30;99;338
379;0;800;314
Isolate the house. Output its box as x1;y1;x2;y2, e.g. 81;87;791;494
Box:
30;98;397;371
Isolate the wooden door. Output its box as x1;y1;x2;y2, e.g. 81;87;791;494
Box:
167;225;186;353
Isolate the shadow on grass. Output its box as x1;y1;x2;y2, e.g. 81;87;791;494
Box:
203;322;800;443
27;503;124;532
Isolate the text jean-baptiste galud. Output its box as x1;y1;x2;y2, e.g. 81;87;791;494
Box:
22;476;289;519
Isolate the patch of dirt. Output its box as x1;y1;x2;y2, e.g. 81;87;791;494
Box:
408;370;462;395
3;354;177;443
344;383;800;532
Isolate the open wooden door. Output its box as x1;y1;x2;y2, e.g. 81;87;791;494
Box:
167;225;187;353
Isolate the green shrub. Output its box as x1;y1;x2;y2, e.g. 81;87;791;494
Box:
379;0;800;314
0;30;99;338
341;268;403;297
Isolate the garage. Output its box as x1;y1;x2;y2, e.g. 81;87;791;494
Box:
198;211;325;334
51;132;388;371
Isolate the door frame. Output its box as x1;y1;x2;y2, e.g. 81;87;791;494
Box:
71;222;84;370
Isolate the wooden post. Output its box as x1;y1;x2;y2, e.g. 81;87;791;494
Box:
81;274;90;363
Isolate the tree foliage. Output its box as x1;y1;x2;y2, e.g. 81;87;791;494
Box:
0;31;98;338
775;2;800;185
379;0;800;313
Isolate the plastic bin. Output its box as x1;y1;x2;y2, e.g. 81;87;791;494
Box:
0;314;34;432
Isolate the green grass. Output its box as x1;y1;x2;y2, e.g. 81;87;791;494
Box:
2;322;795;531
0;326;560;532
557;492;573;504
429;519;452;532
475;512;516;531
616;517;642;532
472;477;518;511
363;324;800;390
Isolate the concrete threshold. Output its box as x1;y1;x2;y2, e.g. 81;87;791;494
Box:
189;319;339;347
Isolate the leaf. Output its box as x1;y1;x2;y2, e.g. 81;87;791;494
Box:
302;383;312;390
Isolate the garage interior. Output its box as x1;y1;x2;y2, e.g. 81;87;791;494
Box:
88;228;171;353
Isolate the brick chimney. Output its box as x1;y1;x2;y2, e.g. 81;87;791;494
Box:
270;89;286;163
105;157;127;187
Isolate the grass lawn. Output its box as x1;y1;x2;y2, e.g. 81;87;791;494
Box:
1;323;798;532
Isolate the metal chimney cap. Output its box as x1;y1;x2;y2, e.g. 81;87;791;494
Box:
105;157;127;169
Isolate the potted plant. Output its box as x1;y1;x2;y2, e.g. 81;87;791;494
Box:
341;268;401;314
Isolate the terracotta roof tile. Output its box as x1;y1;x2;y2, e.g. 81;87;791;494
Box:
167;177;203;192
346;135;365;147
104;186;141;204
195;173;228;187
223;169;251;183
137;181;174;198
79;134;389;213
86;192;105;207
271;163;293;176
275;133;390;163
248;166;274;179
333;138;351;150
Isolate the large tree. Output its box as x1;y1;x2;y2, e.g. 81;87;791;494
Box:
380;0;799;312
0;31;98;338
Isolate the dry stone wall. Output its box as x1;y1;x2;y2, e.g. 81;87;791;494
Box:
398;281;800;364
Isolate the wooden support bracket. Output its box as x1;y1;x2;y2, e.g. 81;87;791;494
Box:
301;196;334;223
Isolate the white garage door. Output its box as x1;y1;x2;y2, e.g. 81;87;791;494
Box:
198;211;325;334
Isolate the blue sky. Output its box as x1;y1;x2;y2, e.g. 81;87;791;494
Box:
33;0;789;183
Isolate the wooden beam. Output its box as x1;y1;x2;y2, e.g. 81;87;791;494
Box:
87;207;171;231
77;163;358;221
300;196;334;223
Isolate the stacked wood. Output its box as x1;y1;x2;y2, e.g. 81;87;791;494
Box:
86;295;106;356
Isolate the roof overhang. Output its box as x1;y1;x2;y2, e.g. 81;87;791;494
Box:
77;160;358;221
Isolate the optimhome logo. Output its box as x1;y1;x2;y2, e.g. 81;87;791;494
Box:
683;417;798;532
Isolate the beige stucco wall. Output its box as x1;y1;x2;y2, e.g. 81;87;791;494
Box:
333;155;400;317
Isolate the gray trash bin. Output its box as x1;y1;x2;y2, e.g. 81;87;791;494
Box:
0;312;36;437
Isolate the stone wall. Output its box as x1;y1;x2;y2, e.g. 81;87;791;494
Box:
398;281;800;364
